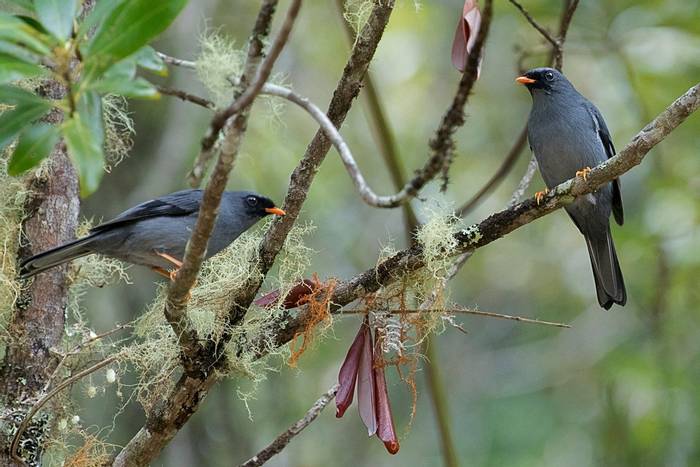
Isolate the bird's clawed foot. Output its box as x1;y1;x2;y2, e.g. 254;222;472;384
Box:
535;188;549;205
575;166;592;181
153;252;184;282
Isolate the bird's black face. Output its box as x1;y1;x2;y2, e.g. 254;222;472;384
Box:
516;67;566;94
242;194;286;218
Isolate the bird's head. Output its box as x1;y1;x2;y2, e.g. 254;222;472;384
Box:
235;192;286;219
516;67;572;96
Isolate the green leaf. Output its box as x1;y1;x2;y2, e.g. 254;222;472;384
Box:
0;13;52;55
0;101;51;150
92;76;159;99
76;0;125;40
0;83;48;105
2;1;34;12
15;15;49;35
64;92;104;197
63;114;104;197
134;45;167;76
0;39;42;63
100;58;136;81
0;53;46;83
7;123;59;175
83;0;187;79
34;0;77;40
76;90;103;142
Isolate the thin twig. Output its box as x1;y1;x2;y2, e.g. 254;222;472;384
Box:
552;0;580;70
508;156;538;207
405;308;571;328
44;323;132;392
508;0;559;49
342;308;570;328
157;52;196;69
240;384;339;467
157;85;214;109
11;355;119;465
333;0;418;238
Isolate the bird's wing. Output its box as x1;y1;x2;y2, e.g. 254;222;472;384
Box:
90;189;203;233
588;103;624;226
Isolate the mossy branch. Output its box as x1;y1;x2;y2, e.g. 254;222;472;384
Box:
237;81;700;364
113;2;393;465
163;0;300;373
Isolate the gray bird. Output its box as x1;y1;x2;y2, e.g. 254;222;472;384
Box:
19;189;285;279
517;67;626;309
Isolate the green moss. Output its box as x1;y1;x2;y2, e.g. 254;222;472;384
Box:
0;157;29;344
344;0;374;37
102;95;134;173
195;31;247;108
123;221;315;411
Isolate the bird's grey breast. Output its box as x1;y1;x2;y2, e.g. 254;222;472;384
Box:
528;94;608;188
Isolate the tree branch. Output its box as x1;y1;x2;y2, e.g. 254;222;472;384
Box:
239;384;339;467
163;0;300;372
507;0;559;50
552;0;580;70
156;52;195;69
331;82;700;307
237;81;700;363
113;3;394;465
156;85;214;109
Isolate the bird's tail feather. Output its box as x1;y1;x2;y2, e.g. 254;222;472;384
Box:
19;236;96;279
585;226;626;309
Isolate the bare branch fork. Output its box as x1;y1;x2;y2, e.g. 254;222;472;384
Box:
508;0;578;70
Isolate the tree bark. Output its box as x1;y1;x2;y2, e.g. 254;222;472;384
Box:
0;82;80;465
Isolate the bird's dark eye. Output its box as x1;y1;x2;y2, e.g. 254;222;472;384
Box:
545;71;554;81
246;196;258;207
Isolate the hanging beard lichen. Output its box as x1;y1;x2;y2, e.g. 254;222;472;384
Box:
353;202;463;424
123;220;316;413
0;157;29;348
102;95;134;173
195;30;247;109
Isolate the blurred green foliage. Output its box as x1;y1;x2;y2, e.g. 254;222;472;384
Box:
41;0;700;465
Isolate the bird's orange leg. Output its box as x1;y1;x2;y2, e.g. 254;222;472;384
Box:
575;166;592;181
151;266;172;279
535;188;549;205
154;252;184;282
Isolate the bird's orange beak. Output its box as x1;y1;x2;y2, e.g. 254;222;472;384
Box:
516;76;537;85
265;207;286;216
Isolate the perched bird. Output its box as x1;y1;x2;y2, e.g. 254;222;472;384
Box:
516;67;626;309
19;189;285;279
